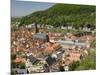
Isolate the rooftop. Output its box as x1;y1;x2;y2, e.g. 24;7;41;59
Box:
27;55;38;64
33;32;49;42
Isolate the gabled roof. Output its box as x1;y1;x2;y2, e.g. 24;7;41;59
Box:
33;32;49;42
45;55;56;66
27;55;38;64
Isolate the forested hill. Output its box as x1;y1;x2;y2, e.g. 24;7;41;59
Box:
44;4;95;15
18;4;96;28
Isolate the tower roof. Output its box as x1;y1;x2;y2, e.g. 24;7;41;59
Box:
33;32;49;42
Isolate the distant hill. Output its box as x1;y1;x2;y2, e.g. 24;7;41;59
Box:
17;4;96;28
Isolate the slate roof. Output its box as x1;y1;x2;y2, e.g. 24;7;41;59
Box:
45;55;56;66
27;55;38;64
33;32;49;42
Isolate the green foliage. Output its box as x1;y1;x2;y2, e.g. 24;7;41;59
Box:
17;4;95;29
69;61;80;71
11;62;25;69
69;48;96;71
75;49;96;70
11;17;21;23
20;63;25;69
11;69;17;75
11;62;17;68
90;39;96;48
11;60;28;74
16;51;23;56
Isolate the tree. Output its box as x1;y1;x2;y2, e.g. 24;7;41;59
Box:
69;61;80;71
20;63;25;69
75;49;96;70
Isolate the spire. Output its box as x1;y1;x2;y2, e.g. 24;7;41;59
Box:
35;23;39;33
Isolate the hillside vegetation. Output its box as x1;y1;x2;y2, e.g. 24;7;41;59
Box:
12;4;96;29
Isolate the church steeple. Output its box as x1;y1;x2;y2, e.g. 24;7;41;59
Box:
35;23;39;33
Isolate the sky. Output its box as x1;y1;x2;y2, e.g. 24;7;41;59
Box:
11;0;54;17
